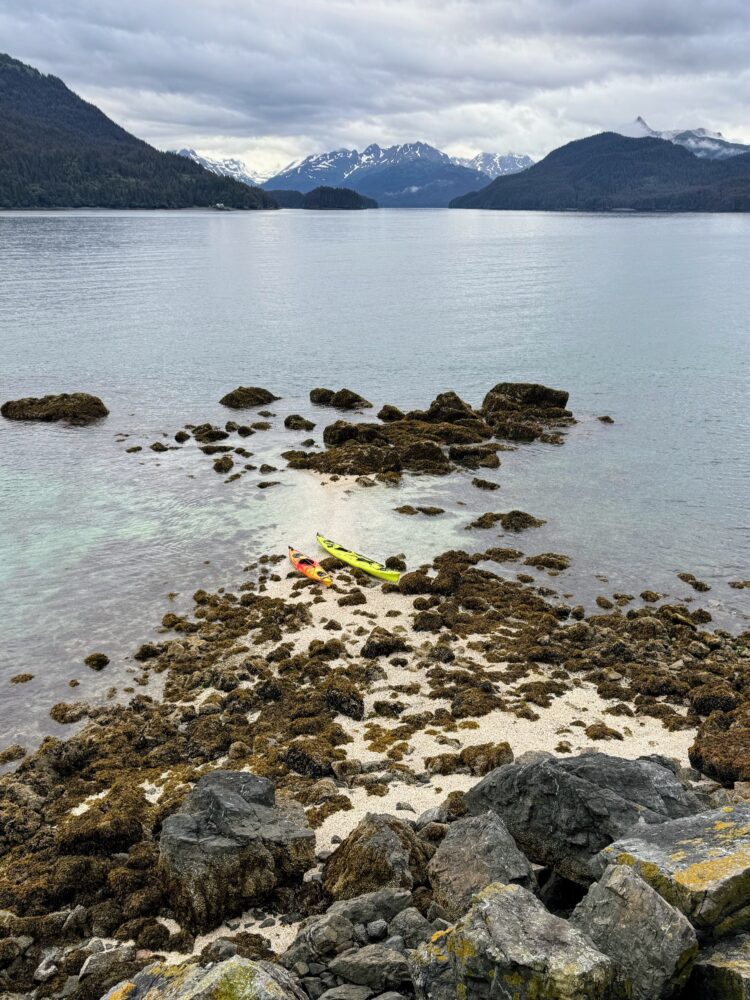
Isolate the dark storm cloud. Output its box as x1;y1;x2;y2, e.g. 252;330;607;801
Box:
1;0;748;171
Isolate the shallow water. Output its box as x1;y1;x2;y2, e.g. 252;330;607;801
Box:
1;208;749;753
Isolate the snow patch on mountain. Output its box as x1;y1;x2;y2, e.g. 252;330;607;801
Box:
453;151;533;177
174;148;265;186
614;118;750;160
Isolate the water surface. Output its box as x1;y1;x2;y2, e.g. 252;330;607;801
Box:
1;209;748;752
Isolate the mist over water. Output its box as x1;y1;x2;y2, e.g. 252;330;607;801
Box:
1;208;749;753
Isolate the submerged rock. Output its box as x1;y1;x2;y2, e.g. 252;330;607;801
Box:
464;752;703;884
595;803;750;938
427;811;536;919
103;955;307;1000
1;392;108;424
219;386;280;408
409;882;613;1000
158;770;314;932
570;863;698;998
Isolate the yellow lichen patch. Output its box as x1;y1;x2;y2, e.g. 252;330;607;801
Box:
104;983;137;1000
448;932;479;964
674;849;750;891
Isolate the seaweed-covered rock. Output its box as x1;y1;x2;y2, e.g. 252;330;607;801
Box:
219;386;279;408
481;382;569;413
690;707;750;785
570;864;698;998
158;771;314;932
594;803;750;939
688;934;750;997
464;752;703;884
409;882;612;1000
311;387;372;410
1;392;108;424
323;813;433;900
361;627;409;659
284;414;315;431
102;955;307;999
428;811;536;919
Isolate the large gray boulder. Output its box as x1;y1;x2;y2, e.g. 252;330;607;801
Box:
688;934;750;997
159;771;315;932
328;944;411;993
101;956;307;999
409;882;613;1000
570;864;698;998
594;803;750;939
323;814;433;900
427;811;536;919
464;752;703;883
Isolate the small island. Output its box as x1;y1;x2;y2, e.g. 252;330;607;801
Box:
266;186;378;209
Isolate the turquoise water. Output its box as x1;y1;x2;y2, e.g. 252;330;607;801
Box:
1;208;749;752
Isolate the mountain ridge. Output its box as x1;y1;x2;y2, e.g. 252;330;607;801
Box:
450;132;750;212
615;116;750;160
261;141;531;207
0;53;275;209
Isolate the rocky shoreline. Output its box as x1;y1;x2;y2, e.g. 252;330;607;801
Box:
2;382;750;999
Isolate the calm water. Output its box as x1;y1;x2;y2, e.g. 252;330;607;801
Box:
1;209;749;753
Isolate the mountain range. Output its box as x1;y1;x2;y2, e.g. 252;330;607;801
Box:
450;132;750;212
615;117;750;161
0;53;274;209
259;142;533;207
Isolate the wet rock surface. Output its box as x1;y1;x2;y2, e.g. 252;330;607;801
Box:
159;771;315;932
1;392;108;424
219;386;280;408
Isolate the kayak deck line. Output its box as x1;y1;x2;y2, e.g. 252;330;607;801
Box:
316;532;402;584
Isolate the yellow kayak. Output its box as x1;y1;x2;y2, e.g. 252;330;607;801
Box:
316;533;402;583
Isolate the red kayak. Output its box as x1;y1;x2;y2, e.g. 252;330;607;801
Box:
288;546;332;587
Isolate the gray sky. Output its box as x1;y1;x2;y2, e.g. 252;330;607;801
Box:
2;0;749;176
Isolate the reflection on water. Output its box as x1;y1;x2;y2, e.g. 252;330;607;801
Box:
1;209;748;751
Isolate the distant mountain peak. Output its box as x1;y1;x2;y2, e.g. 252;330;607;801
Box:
173;148;265;186
614;117;748;160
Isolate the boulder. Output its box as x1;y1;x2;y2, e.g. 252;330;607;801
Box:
158;771;314;932
284;414;315;431
464;752;703;884
409;882;613;1000
102;956;307;1000
323;814;433;900
594;803;750;939
688;934;750;998
361;627;410;659
427;811;536;919
1;392;108;424
330;389;372;410
328;945;412;992
220;386;279;408
481;382;569;413
570;864;698;998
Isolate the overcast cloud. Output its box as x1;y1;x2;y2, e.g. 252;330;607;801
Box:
1;0;749;175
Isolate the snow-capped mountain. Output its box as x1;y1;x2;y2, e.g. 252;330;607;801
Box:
173;148;265;186
453;151;533;178
615;117;750;160
262;141;531;207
